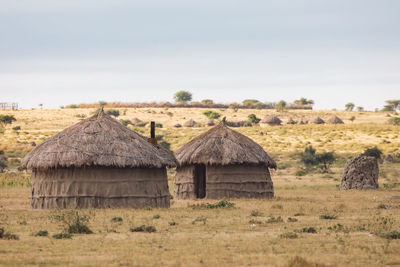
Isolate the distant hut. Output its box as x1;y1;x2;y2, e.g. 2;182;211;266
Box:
206;119;215;126
174;121;276;199
327;116;344;124
184;119;196;127
174;123;182;128
260;116;282;127
310;117;325;124
131;117;143;125
299;120;306;125
22;110;176;209
287;118;296;125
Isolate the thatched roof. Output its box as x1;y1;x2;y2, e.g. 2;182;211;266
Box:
326;115;344;124
176;122;276;168
310;117;325;124
183;119;196;127
22;109;177;169
131;117;142;125
261;116;282;125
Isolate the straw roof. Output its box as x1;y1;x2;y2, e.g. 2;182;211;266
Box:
22;109;177;169
310;117;325;124
327;115;344;124
261;116;282;125
176;122;276;168
131;117;142;125
184;119;196;127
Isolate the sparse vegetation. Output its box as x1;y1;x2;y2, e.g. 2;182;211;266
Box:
206;200;235;209
130;225;156;233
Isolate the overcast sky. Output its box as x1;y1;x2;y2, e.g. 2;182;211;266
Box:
0;0;399;110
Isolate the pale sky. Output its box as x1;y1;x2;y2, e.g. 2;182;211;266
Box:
0;0;399;110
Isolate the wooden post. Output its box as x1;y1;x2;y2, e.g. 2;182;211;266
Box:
148;121;157;145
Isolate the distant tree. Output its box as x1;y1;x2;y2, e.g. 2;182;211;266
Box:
357;106;364;112
294;98;314;106
201;99;214;105
0;150;7;172
300;146;335;173
301;146;318;170
99;101;107;107
0;115;16;127
105;109;120;117
385;100;400;111
229;102;240;112
361;147;382;160
247;114;261;124
316;152;335;173
382;105;395;112
345;103;355;111
203;110;221;119
242;99;262;107
174;91;192;103
349;116;356;123
275;100;287;112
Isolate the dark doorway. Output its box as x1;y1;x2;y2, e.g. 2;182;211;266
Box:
194;164;206;198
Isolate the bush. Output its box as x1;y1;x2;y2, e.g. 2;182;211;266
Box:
267;216;284;223
155;123;163;128
248;114;261;124
0;227;19;240
105;109;120;117
50;210;93;235
297;227;317;233
12;126;21;131
378;230;400;240
203;110;221;120
320;214;338;220
250;210;263;217
153;214;160;219
295;170;307;176
111;217;123;223
388;117;400;125
52;233;72;239
361;146;382;159
206;200;235;209
35;230;49;237
280;232;298;239
300;146;335;172
130;225;156;233
120;120;131;126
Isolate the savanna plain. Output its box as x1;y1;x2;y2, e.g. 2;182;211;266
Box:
1;108;400;266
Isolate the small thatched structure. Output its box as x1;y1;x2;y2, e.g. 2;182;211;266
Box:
287;118;296;125
184;119;196;127
310;117;325;124
260;116;282;127
174;124;182;128
22;110;176;209
174;121;276;199
131;117;142;125
327;116;344;124
206;119;215;126
339;156;379;190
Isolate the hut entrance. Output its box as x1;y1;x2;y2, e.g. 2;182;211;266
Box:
194;164;206;198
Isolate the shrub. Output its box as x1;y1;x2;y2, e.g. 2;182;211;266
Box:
267;216;284;223
280;232;298;239
105;109;120;117
130;225;156;233
192;216;207;225
155;123;163;128
120;120;131;126
65;104;78;109
295;170;307;176
361;146;382;159
52;233;72;239
320;214;338;220
328;223;349;233
50;210;93;234
0;227;19;240
300;146;335;172
203;110;221;119
206;200;235;209
388;117;400;125
250;210;263;217
12;126;21;131
297;227;317;233
35;230;49;237
248;114;261;124
378;230;400;240
169;221;177;226
287;217;298;222
153;214;160;219
111;217;123;223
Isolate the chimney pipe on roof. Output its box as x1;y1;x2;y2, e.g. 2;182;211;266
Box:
148;121;157;146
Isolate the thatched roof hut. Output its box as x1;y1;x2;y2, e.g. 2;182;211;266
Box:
206;119;215;126
260;116;282;127
174;121;276;199
131;117;142;125
174;123;182;128
310;117;325;124
287;118;296;125
183;119;196;127
327;115;344;124
22;109;176;209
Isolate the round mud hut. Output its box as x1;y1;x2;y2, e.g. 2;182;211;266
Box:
174;121;276;199
260;116;282;127
22;110;176;209
327;116;344;124
339;156;379;190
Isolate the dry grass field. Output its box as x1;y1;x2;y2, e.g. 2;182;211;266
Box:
0;108;400;266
